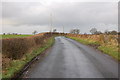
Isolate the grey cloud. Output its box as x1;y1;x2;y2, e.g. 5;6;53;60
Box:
1;2;118;33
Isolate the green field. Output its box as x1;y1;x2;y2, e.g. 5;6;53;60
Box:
0;35;32;39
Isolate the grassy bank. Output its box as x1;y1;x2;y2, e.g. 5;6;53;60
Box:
67;36;119;61
1;35;32;39
2;36;55;78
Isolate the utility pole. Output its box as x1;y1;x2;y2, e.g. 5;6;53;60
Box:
63;26;64;33
50;13;53;32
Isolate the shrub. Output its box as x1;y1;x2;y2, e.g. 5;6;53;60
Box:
2;38;34;59
1;33;54;60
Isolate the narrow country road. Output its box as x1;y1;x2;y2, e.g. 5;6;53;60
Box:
24;36;118;78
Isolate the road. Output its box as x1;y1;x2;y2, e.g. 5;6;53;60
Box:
24;36;118;78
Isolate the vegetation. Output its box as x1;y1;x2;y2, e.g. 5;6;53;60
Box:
98;45;119;60
104;30;118;35
66;34;119;61
53;29;57;32
68;37;99;45
1;32;58;78
70;29;80;34
90;28;97;34
1;35;32;39
2;35;55;78
89;28;118;35
1;32;119;79
32;30;38;35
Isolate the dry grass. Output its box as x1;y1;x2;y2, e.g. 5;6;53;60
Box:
66;34;119;61
2;36;55;78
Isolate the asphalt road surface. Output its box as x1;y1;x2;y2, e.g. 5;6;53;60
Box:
25;36;118;78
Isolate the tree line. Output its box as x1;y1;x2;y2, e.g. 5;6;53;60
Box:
70;28;119;35
3;28;119;35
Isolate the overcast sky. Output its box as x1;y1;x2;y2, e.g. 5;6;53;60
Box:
0;0;119;34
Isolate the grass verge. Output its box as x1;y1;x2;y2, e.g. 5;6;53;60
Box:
2;36;55;78
98;45;119;61
67;36;119;61
67;36;100;45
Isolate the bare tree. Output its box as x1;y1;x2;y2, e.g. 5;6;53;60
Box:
70;29;74;34
76;29;80;34
3;33;5;35
104;30;117;35
95;31;102;35
53;29;57;32
110;30;117;35
32;30;38;35
104;30;109;34
70;29;80;34
118;32;120;35
90;28;97;34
